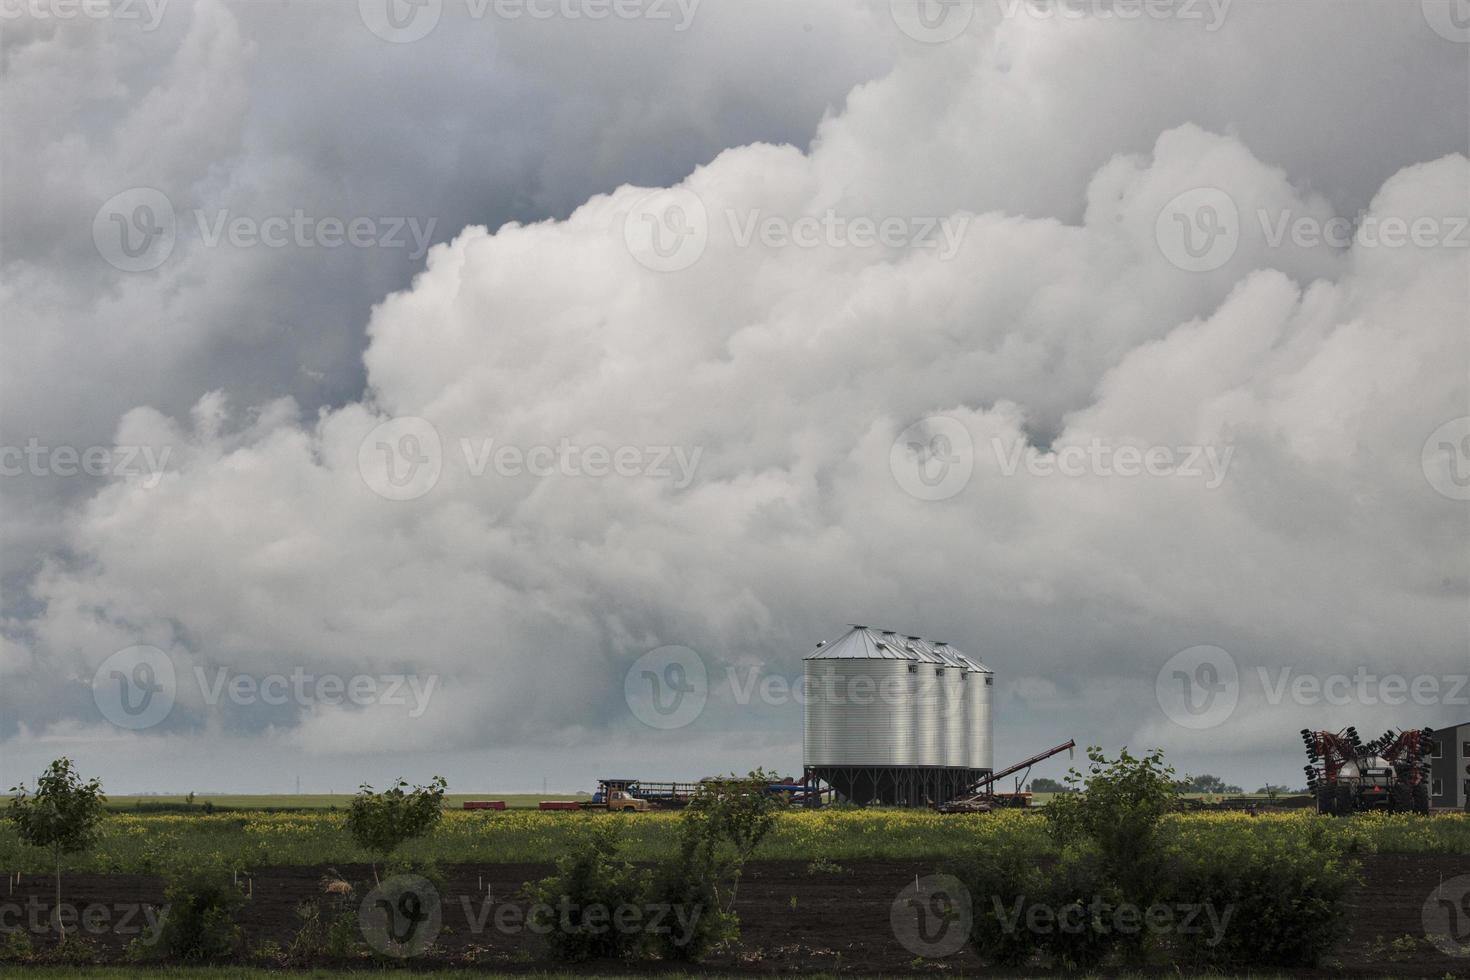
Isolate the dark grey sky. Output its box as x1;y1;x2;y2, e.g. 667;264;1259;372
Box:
2;0;1467;795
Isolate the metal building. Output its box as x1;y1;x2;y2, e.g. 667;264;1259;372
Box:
803;625;993;806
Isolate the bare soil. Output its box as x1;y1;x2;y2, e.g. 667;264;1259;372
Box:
3;854;1466;975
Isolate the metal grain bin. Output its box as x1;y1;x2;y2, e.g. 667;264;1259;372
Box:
896;635;943;768
803;627;916;767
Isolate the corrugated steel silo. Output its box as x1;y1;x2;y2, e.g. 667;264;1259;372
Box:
804;626;993;806
803;627;915;768
894;634;942;768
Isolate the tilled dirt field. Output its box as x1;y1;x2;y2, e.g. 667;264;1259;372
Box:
3;854;1468;975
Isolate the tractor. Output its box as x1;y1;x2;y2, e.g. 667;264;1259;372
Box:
1302;726;1433;815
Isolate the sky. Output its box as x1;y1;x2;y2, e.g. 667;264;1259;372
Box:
1;0;1467;797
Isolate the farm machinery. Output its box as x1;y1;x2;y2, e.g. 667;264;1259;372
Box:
539;776;826;812
937;739;1076;813
1301;726;1434;815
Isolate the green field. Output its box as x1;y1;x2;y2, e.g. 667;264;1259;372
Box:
89;790;1298;813
0;807;1464;874
96;793;569;813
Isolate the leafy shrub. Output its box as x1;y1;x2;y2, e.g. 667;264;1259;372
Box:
345;776;447;883
148;859;246;960
0;929;34;962
1045;746;1177;903
1039;847;1125;971
646;816;735;961
37;934;99;965
955;845;1045;967
958;844;1121;970
524;822;651;962
1161;834;1356;968
961;748;1354;972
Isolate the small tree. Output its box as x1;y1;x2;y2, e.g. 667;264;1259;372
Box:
7;758;106;948
345;776;446;883
1027;777;1065;793
1045;747;1178;902
685;769;786;910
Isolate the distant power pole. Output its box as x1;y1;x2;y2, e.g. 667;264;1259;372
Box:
542;776;547;794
